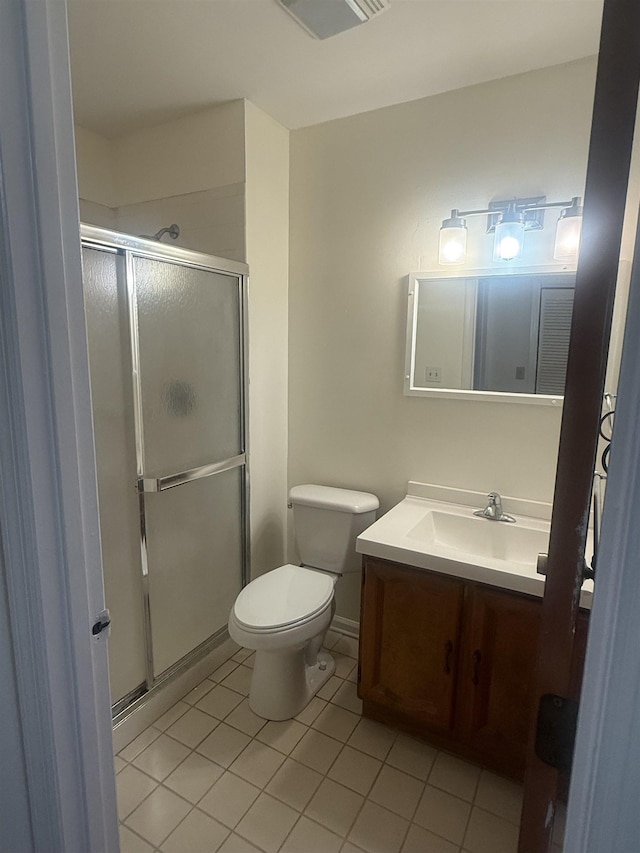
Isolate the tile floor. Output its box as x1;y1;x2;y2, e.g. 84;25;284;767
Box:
116;631;563;853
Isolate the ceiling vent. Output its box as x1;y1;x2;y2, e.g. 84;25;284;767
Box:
277;0;390;40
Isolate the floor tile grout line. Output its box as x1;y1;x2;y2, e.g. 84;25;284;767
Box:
411;816;470;852
151;796;232;852
459;792;480;851
119;818;163;851
118;632;522;853
150;698;192;732
337;789;368;845
423;750;482;805
117;725;163;762
331;722;404;845
129;733;208;782
155;714;222;752
117;634;355;845
276;810;343;853
122;749;228;824
231;817;274;853
471;767;525;828
273;807;304;853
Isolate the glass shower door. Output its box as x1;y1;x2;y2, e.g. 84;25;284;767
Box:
131;255;247;679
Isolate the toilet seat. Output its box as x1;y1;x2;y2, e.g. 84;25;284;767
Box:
233;564;334;632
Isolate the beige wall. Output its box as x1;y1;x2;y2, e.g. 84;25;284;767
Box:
75;124;115;207
111;100;245;206
75;125;117;228
76;101;246;260
288;59;599;620
115;183;245;261
244;102;290;578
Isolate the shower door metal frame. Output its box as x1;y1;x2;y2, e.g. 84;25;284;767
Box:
81;224;250;705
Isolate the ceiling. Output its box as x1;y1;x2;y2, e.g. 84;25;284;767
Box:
67;0;603;139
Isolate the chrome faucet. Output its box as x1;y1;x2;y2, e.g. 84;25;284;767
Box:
474;492;516;523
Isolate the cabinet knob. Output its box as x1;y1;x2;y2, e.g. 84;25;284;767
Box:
472;649;482;686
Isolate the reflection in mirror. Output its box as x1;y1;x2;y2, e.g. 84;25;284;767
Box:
406;271;575;402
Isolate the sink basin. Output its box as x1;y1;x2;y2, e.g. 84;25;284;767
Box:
407;510;549;566
356;491;593;607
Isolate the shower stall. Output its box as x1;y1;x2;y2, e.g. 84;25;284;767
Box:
81;224;249;715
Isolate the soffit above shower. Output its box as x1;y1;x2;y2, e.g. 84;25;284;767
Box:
67;0;603;138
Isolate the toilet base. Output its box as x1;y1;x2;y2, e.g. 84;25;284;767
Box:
248;648;336;721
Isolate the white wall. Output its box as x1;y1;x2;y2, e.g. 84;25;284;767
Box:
289;58;598;620
244;102;290;577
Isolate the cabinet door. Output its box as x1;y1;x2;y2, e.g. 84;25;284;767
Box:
359;558;464;733
458;585;542;778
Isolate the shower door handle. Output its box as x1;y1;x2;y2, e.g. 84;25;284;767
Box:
139;453;246;493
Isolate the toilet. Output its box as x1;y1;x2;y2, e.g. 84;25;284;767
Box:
228;484;379;720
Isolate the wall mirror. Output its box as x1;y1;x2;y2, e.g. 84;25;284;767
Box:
405;268;576;405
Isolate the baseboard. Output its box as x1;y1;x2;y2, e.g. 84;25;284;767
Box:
332;615;359;638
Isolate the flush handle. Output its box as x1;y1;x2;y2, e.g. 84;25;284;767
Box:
471;649;482;686
444;640;454;674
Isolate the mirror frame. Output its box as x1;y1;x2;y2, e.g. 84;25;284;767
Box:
404;264;577;406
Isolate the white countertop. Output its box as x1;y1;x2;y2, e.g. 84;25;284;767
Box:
357;493;593;609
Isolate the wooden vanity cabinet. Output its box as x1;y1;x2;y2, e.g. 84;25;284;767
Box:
456;584;542;778
359;558;464;733
359;556;585;781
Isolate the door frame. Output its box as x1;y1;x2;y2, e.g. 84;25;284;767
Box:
564;206;640;850
519;0;640;848
0;0;118;849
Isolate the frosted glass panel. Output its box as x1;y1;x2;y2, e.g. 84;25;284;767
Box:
134;257;242;478
145;468;244;676
83;247;147;703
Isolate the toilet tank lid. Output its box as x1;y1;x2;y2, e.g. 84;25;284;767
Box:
289;484;379;514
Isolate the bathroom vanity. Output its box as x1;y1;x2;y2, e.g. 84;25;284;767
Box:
355;484;592;781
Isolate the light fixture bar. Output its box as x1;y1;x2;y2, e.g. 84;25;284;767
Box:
449;198;580;220
487;196;546;233
438;195;583;265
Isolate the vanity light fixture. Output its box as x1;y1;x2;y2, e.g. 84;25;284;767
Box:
438;196;583;265
553;196;584;261
493;202;525;262
438;210;468;264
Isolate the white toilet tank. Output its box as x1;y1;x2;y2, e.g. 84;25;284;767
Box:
289;485;379;575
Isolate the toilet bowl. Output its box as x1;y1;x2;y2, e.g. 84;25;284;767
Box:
228;485;379;721
229;564;337;719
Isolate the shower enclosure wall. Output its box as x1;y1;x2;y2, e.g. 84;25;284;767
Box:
82;224;249;714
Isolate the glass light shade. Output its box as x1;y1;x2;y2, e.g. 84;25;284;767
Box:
439;225;467;265
493;218;524;261
554;213;582;261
